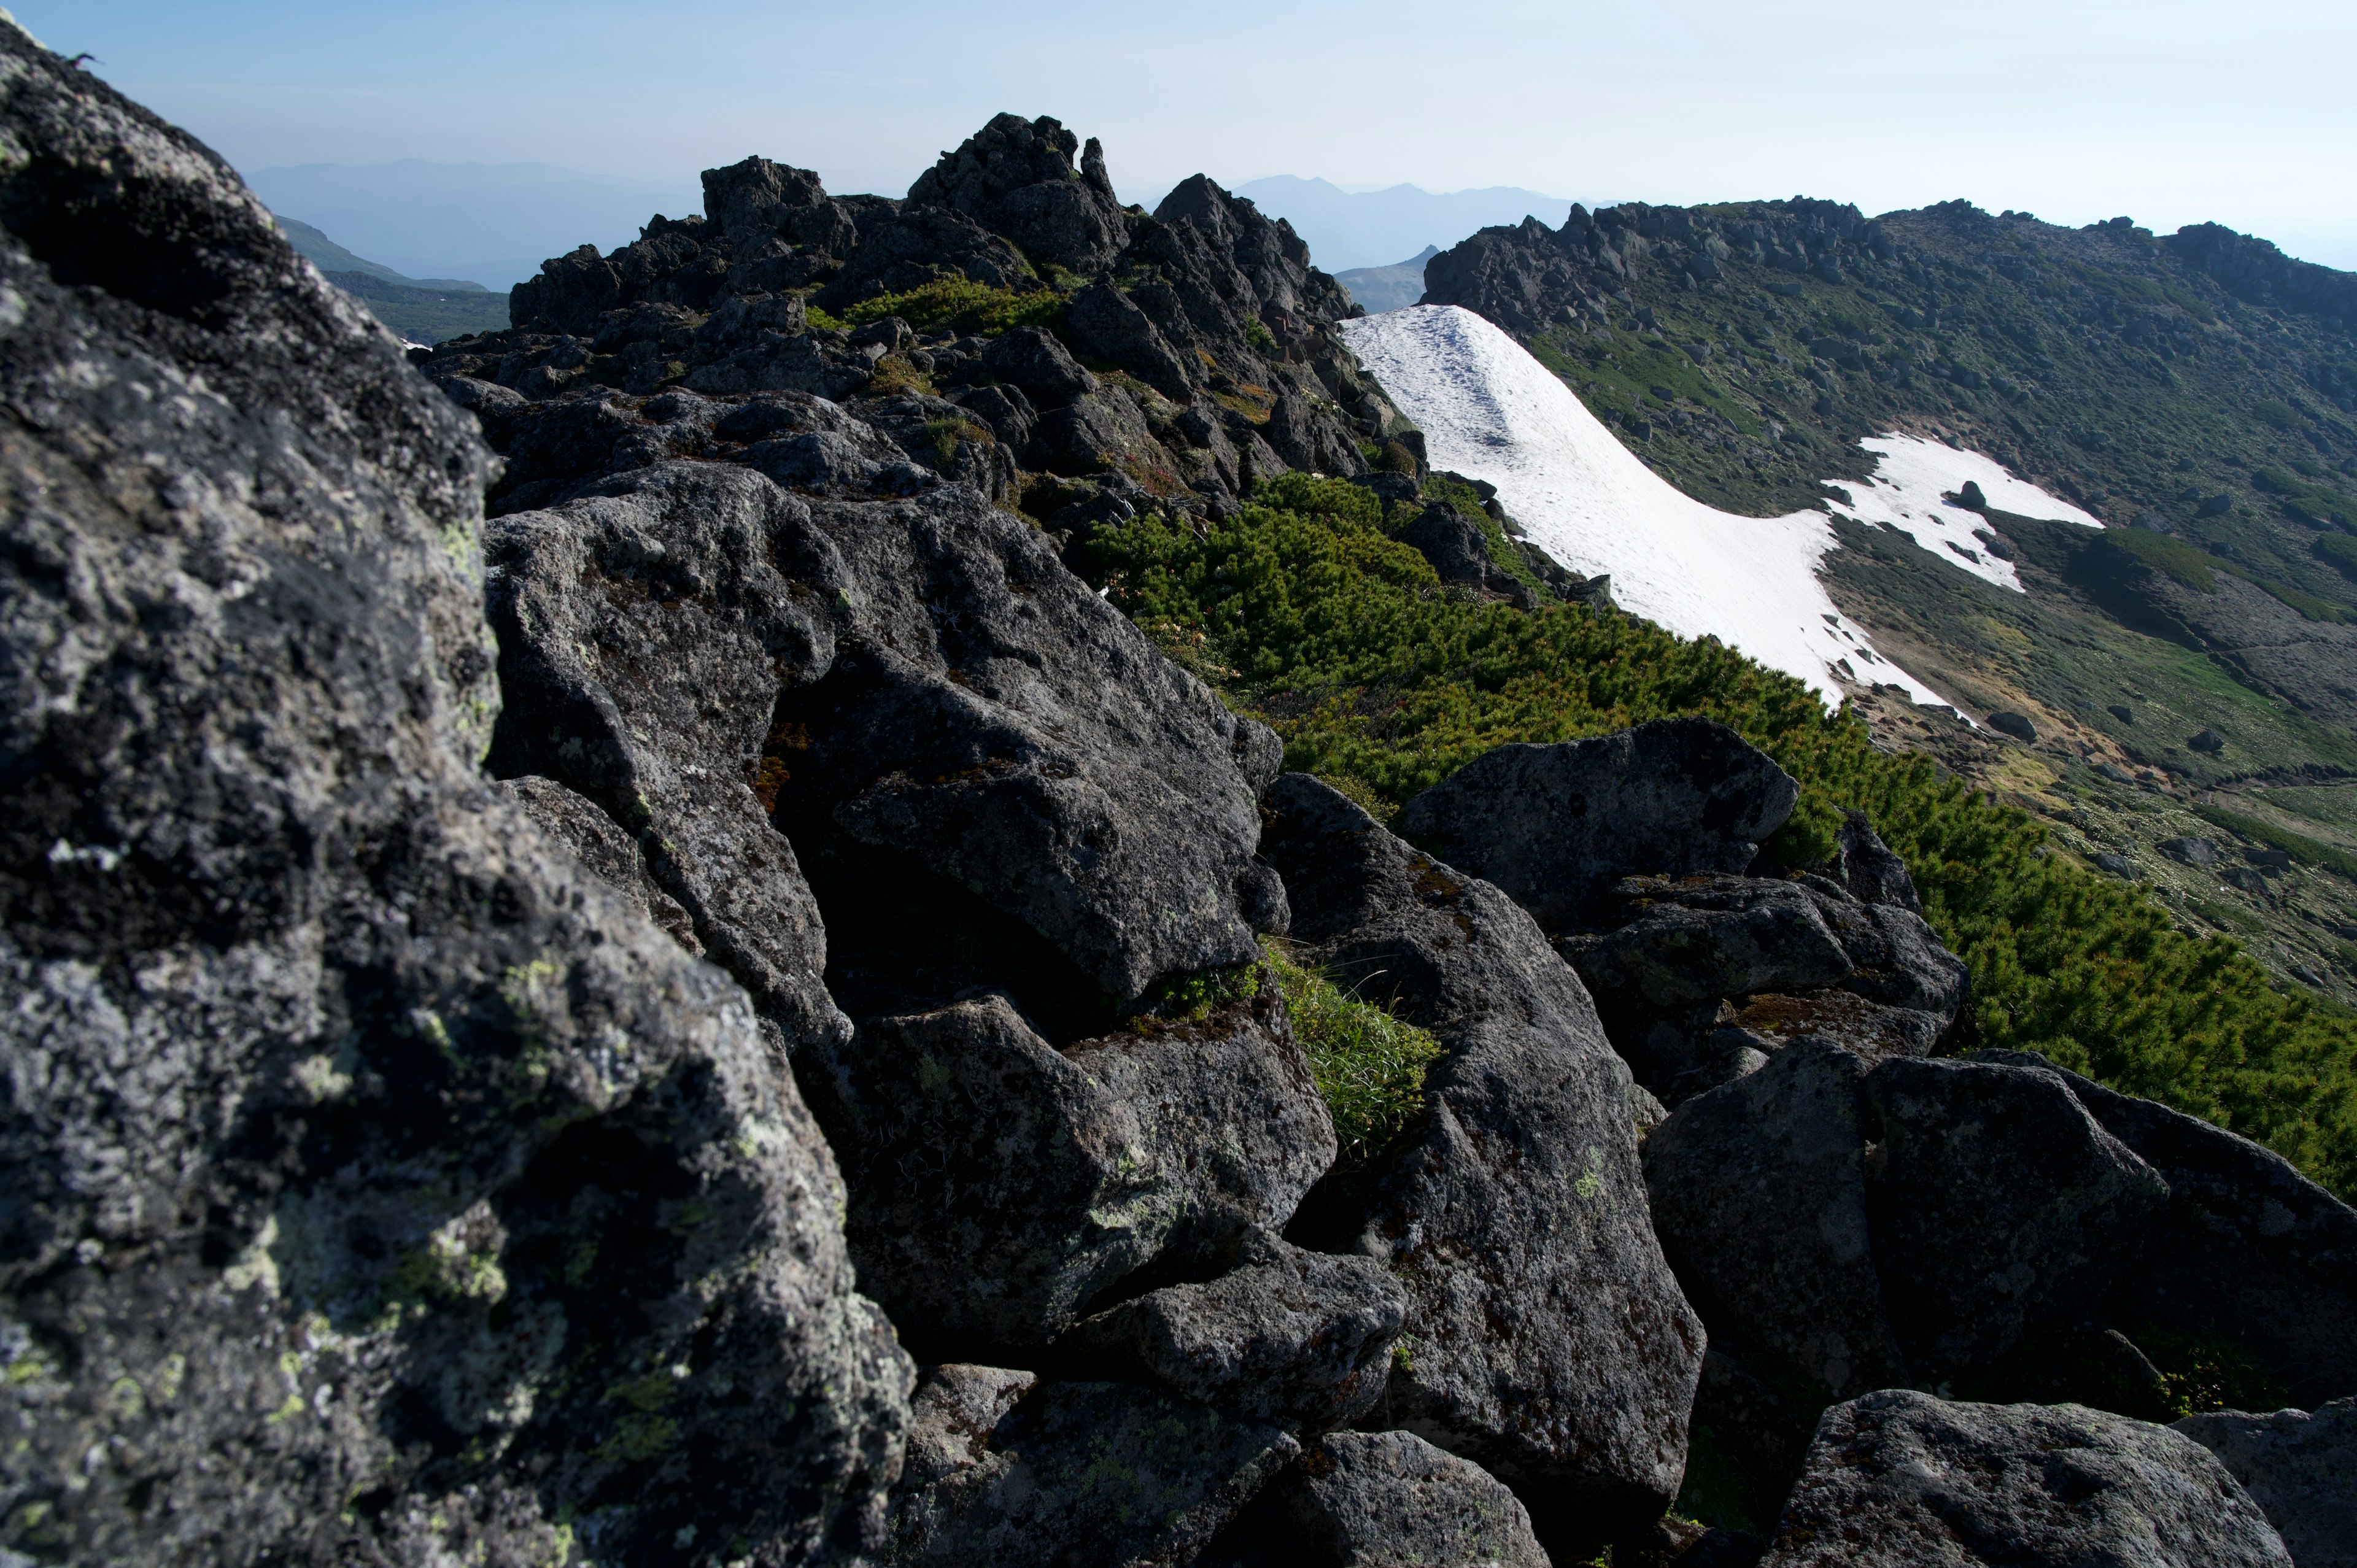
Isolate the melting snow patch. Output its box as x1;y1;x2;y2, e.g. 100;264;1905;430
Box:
1341;306;1960;710
1827;436;2102;592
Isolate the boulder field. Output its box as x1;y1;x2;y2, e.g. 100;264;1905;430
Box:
2;22;2354;1567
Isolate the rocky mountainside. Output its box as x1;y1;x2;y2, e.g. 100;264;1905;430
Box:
4;20;2356;1568
1420;197;2357;1005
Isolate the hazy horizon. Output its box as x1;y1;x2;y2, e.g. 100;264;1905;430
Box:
32;0;2351;283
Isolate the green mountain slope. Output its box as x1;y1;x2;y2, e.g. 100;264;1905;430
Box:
1080;473;2357;1199
273;215;511;342
1420;201;2357;1003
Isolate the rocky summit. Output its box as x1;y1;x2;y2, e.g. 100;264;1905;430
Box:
3;19;2355;1568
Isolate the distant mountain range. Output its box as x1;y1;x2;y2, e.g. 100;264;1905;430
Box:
1334;245;1438;313
1231;176;1579;273
246;159;697;291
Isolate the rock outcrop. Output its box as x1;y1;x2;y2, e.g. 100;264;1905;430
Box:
1261;773;1705;1550
0;24;908;1564
887;1369;1298;1566
1262;1431;1551;1567
2175;1399;2357;1568
1762;1391;2293;1567
424;114;1414;529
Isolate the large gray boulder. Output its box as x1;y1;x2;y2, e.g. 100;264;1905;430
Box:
1055;1226;1405;1427
886;1373;1297;1566
1762;1391;2293;1567
1977;1050;2357;1407
0;23;908;1564
1260;774;1705;1549
1865;1057;2170;1381
1398;719;1800;932
487;458;1283;1014
813;980;1334;1357
1266;1431;1550;1567
2175;1400;2357;1568
1644;1043;1910;1404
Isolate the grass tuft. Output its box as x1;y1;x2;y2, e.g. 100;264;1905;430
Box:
1264;938;1442;1159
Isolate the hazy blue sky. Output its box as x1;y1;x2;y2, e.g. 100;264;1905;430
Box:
20;0;2355;241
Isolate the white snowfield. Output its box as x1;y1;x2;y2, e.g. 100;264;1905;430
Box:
1825;435;2102;593
1340;306;2091;708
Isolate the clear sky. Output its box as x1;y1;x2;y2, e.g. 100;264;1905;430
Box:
18;0;2355;241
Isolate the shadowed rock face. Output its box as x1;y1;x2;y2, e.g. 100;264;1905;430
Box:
1762;1391;2293;1568
1261;773;1704;1553
887;1372;1298;1566
0;20;908;1566
1399;718;1802;933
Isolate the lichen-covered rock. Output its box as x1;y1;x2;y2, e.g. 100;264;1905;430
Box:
1566;877;1855;1012
1398;719;1800;933
1267;1431;1550;1567
904;113;1134;276
2174;1399;2357;1568
1055;1227;1404;1428
1762;1391;2294;1567
0;23;908;1563
811;976;1333;1357
1864;1057;2171;1381
1978;1050;2357;1408
489;459;1281;1013
497;774;703;955
1261;774;1704;1549
886;1376;1297;1567
1644;1043;1910;1403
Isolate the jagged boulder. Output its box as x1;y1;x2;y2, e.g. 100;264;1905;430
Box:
1978;1050;2357;1407
2175;1400;2357;1568
0;25;908;1563
1762;1391;2294;1567
1832;809;1925;913
808;976;1334;1359
1261;1431;1550;1567
886;1373;1297;1566
488;460;1282;1014
1399;719;1802;932
497;774;703;954
905;112;1134;276
1055;1226;1404;1427
1865;1057;2171;1381
1560;869;1962;1102
1261;774;1704;1550
1644;1044;1910;1403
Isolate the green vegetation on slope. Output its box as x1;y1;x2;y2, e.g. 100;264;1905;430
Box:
1086;473;2357;1197
807;276;1064;337
1263;939;1443;1161
323;269;513;345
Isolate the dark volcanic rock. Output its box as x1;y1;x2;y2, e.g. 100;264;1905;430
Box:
496;774;703;955
1761;1391;2294;1567
1266;1431;1550;1567
1833;809;1924;914
1977;1050;2357;1407
1644;1044;1910;1403
0;25;908;1564
981;323;1097;400
1399;719;1802;932
1261;774;1704;1548
489;461;1281;1011
1567;876;1856;1012
2174;1400;2357;1568
905;113;1134;276
886;1375;1296;1567
1055;1226;1404;1427
1864;1056;2171;1381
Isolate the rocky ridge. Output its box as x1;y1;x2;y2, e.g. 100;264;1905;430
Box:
4;24;2356;1568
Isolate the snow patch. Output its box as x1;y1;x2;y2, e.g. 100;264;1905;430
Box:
1342;306;1960;711
1826;436;2101;592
